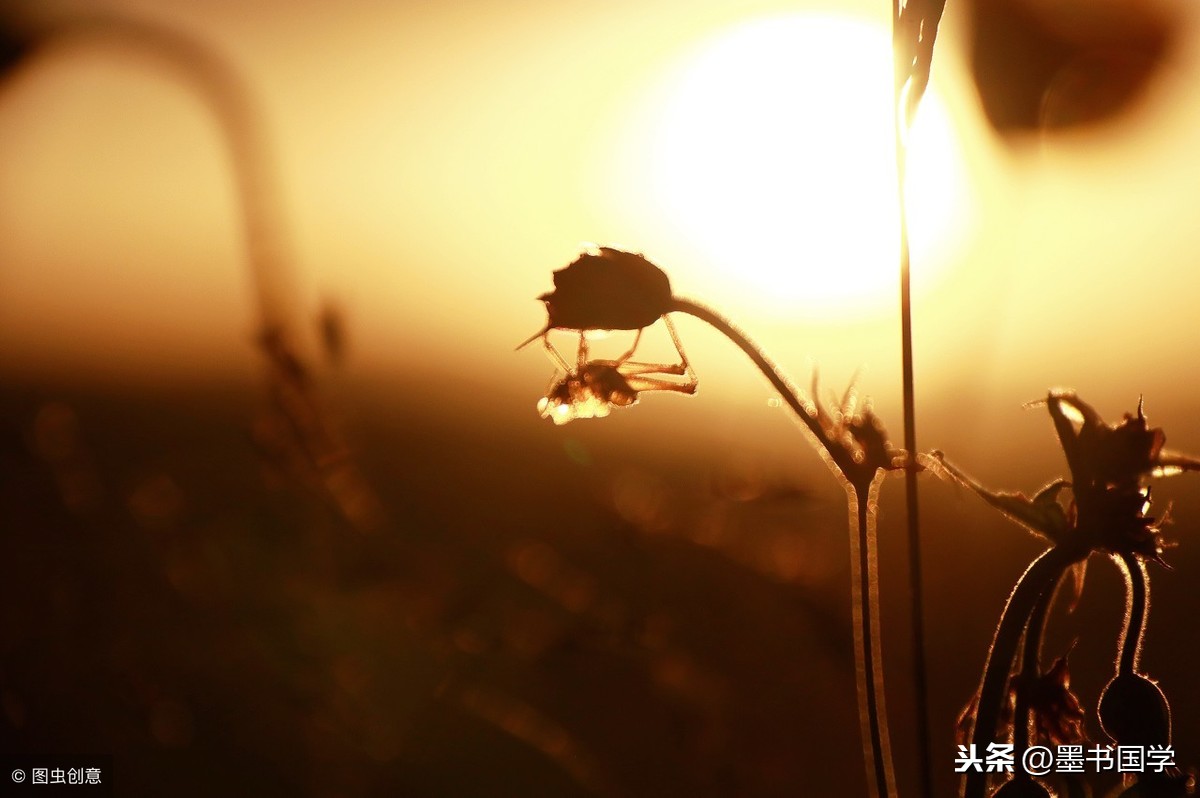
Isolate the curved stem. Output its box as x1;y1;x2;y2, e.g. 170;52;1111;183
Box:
669;298;833;451
965;546;1080;798
28;13;300;346
1117;553;1148;676
10;14;383;529
1012;574;1060;769
671;296;896;797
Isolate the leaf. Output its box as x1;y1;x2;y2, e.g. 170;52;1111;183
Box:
927;452;1069;540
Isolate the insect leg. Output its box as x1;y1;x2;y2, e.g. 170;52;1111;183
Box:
576;331;590;368
541;337;572;372
613;328;643;366
626;374;698;396
616;361;688;377
662;314;698;390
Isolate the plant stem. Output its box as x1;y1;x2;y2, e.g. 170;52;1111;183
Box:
37;13;300;346
669;299;829;449
965;546;1080;798
893;89;933;798
851;478;898;798
1012;574;1059;767
671;297;896;797
1117;553;1148;676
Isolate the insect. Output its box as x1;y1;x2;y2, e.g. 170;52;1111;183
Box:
522;246;696;422
537;352;698;425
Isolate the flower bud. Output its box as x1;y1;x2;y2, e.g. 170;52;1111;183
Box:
1099;673;1171;746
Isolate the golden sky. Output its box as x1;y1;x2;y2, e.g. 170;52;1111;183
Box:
2;0;1200;443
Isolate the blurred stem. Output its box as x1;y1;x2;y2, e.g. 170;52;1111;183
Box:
9;13;385;530
671;297;896;798
965;546;1080;798
1117;553;1148;676
27;12;300;349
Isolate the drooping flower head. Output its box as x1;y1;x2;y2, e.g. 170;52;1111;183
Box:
519;247;675;349
524;248;697;424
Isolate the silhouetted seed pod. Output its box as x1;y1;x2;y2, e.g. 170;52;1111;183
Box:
991;777;1053;797
538;247;673;333
1099;673;1171;746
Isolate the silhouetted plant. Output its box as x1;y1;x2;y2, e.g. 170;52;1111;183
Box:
522;246;906;796
932;395;1199;797
521;252;1200;797
518;0;1200;795
0;6;379;530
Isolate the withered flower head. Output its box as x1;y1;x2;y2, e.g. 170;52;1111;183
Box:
1044;392;1200;561
1015;650;1086;748
1046;393;1167;492
809;374;905;490
520;247;675;348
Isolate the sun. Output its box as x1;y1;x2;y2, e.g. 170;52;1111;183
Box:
605;14;970;320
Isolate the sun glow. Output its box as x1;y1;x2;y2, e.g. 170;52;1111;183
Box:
606;14;971;319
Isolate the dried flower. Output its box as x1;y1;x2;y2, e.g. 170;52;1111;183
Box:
1016;651;1086;748
519;247;675;350
809;375;905;490
1047;394;1165;490
1042;393;1200;561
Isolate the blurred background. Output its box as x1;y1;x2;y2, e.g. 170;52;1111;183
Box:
2;0;1199;795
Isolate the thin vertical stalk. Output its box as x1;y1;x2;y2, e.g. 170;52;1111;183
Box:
893;53;933;798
